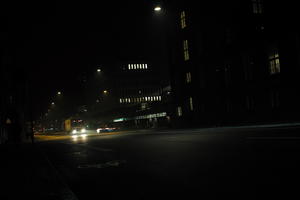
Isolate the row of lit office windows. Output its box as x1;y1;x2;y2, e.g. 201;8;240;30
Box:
120;96;162;104
128;64;148;70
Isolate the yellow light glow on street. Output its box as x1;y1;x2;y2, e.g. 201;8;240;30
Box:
154;6;162;12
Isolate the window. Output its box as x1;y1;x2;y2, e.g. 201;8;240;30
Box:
269;49;280;74
189;97;194;111
243;56;254;81
246;95;255;111
186;72;192;83
183;40;190;61
177;106;183;117
180;11;187;29
252;0;263;14
270;91;280;108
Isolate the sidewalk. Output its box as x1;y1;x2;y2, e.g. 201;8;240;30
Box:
0;143;78;200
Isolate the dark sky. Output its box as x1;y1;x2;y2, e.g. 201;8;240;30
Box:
1;0;168;117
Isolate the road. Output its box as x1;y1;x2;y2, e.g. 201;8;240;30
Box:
36;126;300;200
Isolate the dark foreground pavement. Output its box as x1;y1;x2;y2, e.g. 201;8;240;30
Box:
0;143;77;200
2;124;300;200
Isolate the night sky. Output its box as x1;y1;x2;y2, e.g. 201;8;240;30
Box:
1;0;168;118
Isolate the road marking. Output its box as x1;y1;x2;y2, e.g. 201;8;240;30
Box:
78;160;126;169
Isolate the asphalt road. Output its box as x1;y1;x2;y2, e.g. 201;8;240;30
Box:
36;126;300;200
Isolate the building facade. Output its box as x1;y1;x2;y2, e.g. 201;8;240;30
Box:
167;0;300;127
83;61;172;129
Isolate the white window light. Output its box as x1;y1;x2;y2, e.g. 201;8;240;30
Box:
142;64;144;69
128;64;130;69
189;97;194;111
177;106;183;117
120;99;122;103
151;97;153;101
134;64;136;69
159;96;162;101
145;64;148;69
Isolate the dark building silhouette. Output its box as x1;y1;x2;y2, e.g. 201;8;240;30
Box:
166;0;300;127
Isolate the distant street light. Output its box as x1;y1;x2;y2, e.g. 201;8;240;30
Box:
154;6;162;12
103;90;108;95
97;69;101;72
51;102;55;105
57;91;62;95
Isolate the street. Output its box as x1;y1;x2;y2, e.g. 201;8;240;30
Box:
36;126;300;200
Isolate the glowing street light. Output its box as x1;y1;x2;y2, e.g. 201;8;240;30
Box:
57;91;62;95
103;90;108;95
97;69;101;72
154;6;162;12
51;102;55;105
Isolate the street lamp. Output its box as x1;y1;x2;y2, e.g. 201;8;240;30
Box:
57;91;62;95
97;69;101;72
103;90;108;95
51;102;55;105
154;6;162;12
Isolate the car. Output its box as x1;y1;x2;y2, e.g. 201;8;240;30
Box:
71;127;87;138
96;127;118;133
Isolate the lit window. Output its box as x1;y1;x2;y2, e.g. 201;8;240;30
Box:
252;0;263;14
189;97;194;111
120;99;122;103
128;64;130;70
158;96;162;101
186;72;192;83
269;49;280;74
137;64;140;69
142;64;145;69
177;106;183;117
183;40;190;61
134;64;136;69
151;97;153;101
145;64;148;69
180;11;187;29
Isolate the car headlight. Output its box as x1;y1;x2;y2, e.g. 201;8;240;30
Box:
81;128;86;133
72;130;77;134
